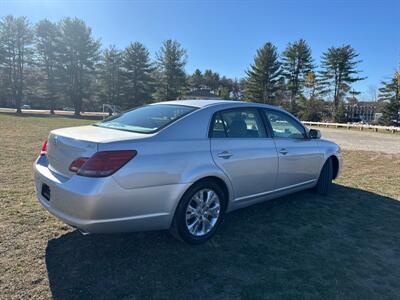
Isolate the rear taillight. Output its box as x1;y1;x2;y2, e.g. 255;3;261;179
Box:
69;158;88;173
40;140;48;156
69;150;137;177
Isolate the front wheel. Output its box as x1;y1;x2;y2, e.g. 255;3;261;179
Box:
314;158;333;195
170;181;226;245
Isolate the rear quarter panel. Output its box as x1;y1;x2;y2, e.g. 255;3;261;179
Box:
104;139;223;189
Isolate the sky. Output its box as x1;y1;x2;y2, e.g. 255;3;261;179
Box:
1;0;399;99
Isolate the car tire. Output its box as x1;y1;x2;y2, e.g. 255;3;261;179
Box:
170;180;226;245
314;158;333;195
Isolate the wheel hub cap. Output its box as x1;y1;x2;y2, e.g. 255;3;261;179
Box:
185;188;221;237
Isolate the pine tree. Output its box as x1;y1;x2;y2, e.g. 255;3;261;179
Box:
244;42;282;104
378;71;400;126
154;39;187;101
57;17;100;115
35;19;60;113
231;79;241;100
189;69;203;90
319;45;365;119
203;69;220;93
98;45;123;108
218;76;235;99
346;89;361;104
0;16;33;113
121;42;154;107
0;67;6;106
282;39;314;112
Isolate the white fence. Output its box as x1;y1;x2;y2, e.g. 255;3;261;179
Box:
302;121;400;133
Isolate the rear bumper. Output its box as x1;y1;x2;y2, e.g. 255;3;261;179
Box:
34;156;187;233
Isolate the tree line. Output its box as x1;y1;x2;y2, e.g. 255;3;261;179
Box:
0;15;398;125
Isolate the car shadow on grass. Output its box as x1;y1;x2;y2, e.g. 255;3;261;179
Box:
45;184;400;299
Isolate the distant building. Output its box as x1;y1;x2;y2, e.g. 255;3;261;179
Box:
180;88;222;100
345;101;384;123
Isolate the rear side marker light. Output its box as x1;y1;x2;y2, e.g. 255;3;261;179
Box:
69;150;137;177
40;140;48;156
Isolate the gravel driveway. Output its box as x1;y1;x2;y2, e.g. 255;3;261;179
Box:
314;127;400;154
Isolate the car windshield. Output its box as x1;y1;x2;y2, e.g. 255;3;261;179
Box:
95;104;196;133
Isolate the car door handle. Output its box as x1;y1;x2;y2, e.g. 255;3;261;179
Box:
217;151;233;159
279;148;288;155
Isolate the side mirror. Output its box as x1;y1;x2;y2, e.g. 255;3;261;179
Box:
308;129;321;139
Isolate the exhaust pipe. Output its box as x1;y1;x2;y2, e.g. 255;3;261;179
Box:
71;226;90;235
78;229;90;236
70;224;90;235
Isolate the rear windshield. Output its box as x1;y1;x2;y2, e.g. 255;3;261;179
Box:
95;104;196;133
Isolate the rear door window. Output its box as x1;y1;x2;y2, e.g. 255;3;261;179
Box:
210;108;266;138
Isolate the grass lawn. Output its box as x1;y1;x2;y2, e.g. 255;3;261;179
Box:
0;113;400;299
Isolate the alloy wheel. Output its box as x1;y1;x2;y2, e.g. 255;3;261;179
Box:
185;188;221;236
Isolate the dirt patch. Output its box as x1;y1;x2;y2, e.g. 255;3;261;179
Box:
315;127;400;154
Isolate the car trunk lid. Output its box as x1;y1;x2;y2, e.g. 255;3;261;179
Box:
46;125;149;177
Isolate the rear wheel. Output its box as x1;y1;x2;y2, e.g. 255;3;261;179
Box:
170;181;225;245
314;158;333;195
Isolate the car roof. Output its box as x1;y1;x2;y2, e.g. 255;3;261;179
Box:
150;99;278;109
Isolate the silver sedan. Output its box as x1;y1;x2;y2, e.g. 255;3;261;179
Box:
34;100;342;244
